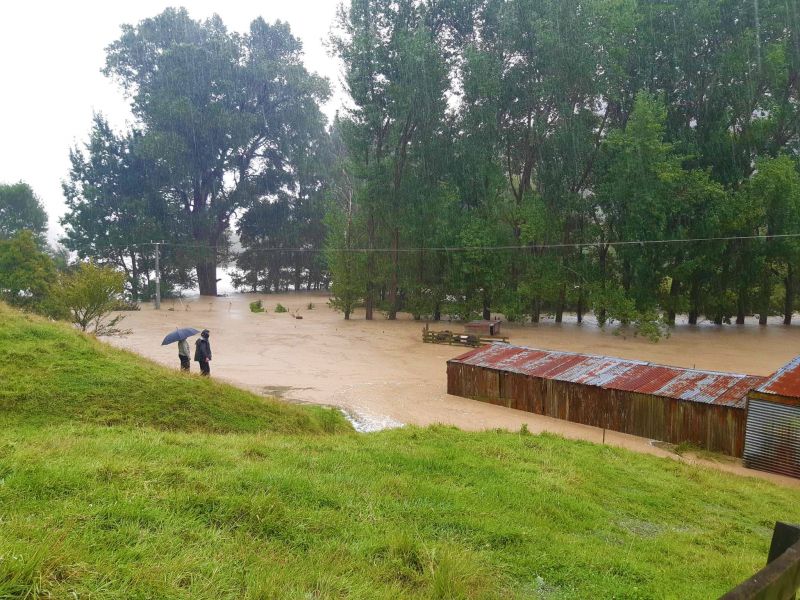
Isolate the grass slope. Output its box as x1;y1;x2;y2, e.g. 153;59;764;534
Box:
0;305;348;434
1;305;799;599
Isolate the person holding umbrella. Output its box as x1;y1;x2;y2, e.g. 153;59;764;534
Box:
161;328;201;372
194;329;212;376
178;338;191;371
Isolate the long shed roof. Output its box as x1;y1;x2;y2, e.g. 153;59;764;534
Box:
449;344;766;408
753;355;800;400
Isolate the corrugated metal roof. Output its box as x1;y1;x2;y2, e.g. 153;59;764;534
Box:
754;355;800;399
449;344;766;408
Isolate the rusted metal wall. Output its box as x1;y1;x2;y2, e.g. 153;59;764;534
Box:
447;363;747;456
743;398;800;478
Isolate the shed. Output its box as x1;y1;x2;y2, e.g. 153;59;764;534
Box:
743;356;800;478
447;344;766;456
464;320;502;336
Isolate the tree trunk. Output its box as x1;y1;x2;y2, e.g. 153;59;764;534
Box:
130;253;140;301
688;279;700;325
576;293;583;324
365;288;374;320
759;271;771;326
736;288;747;325
365;213;376;321
555;285;565;323
785;263;794;325
531;298;541;323
482;296;490;321
197;257;218;296
433;304;441;322
666;278;679;326
597;244;608;326
387;228;399;320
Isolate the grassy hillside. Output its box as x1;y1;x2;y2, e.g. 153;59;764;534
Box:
1;305;799;599
0;304;348;434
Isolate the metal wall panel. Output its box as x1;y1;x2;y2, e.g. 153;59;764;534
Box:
447;362;747;455
743;399;800;478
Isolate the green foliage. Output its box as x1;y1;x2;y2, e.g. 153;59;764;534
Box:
0;182;47;243
274;303;288;313
51;262;129;335
322;0;800;334
62;9;331;296
249;300;265;313
61;116;192;300
0;230;56;311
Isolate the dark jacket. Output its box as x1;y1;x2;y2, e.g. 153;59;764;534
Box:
194;338;211;362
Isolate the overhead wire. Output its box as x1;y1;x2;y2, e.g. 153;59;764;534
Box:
128;232;800;254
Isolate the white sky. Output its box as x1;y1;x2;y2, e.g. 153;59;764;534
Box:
0;1;346;243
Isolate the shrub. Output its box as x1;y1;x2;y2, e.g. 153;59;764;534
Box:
0;230;56;312
274;303;288;313
51;262;129;335
249;300;265;313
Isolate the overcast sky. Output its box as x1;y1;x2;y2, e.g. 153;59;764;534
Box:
0;1;345;243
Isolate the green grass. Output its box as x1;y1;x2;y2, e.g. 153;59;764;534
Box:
0;305;347;435
1;304;799;599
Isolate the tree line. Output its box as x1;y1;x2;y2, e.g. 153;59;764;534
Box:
58;2;800;336
325;0;800;336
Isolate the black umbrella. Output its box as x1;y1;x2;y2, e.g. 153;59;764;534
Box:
161;328;201;346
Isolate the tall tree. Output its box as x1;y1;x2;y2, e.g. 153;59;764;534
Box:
333;0;452;319
0;182;47;243
103;9;329;295
62;115;186;300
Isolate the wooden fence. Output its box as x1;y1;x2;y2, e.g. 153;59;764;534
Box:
720;522;800;600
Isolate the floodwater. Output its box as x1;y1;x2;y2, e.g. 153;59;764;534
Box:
105;292;800;486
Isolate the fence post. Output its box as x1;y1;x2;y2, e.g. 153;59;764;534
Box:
719;522;800;600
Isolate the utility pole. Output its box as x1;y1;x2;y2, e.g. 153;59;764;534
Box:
154;241;161;310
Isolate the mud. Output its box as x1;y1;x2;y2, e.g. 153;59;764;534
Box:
105;292;800;486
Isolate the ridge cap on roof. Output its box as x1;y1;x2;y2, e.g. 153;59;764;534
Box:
473;342;760;379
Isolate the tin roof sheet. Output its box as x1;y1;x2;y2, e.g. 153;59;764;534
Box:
449;344;766;408
754;355;800;399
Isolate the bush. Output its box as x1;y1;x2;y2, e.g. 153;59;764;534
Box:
249;300;265;313
51;262;129;335
0;230;56;312
274;303;288;313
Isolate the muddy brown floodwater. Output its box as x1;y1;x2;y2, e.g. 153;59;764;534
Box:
106;292;800;486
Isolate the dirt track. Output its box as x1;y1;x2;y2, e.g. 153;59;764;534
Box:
106;292;800;486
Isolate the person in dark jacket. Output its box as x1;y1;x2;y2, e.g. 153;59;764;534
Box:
194;329;212;376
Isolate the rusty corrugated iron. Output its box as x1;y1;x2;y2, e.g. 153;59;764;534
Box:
753;355;800;401
450;344;766;408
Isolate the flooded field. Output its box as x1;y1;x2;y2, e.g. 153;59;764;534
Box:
106;292;800;483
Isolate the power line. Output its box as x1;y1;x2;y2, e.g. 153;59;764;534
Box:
127;232;800;254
